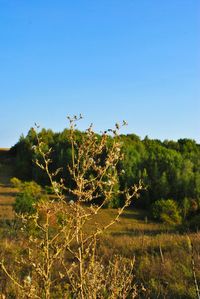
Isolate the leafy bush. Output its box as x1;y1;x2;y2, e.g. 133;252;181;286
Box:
11;178;46;214
151;199;182;225
14;193;37;214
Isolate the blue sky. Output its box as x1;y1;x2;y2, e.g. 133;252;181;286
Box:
0;0;199;147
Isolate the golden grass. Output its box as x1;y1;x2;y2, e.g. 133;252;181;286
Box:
0;205;14;219
0;201;199;298
86;208;172;235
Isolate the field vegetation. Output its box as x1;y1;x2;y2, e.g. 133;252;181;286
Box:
0;118;199;298
0;206;199;298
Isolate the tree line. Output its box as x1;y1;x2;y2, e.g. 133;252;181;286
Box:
10;127;200;225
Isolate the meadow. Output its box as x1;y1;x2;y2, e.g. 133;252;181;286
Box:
0;198;199;298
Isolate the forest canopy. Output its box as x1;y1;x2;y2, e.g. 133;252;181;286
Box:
10;128;200;218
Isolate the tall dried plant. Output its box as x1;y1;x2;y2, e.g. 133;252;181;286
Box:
1;115;143;298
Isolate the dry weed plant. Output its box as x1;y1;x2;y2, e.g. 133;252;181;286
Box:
0;115;142;299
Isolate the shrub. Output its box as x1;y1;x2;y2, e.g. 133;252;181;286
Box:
151;199;182;225
11;178;46;214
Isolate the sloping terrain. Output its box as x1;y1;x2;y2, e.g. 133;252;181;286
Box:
0;149;16;219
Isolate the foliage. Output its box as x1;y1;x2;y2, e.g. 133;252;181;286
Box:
151;199;182;225
11;178;46;214
10;124;200;212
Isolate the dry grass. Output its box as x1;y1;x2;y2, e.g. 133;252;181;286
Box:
0;180;16;219
0;184;199;298
0;206;199;298
85;208;173;236
0;152;16;220
0;206;14;220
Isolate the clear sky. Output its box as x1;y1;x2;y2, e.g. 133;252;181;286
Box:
0;0;199;147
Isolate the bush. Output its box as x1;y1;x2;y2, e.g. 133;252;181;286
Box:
11;178;46;214
151;199;182;225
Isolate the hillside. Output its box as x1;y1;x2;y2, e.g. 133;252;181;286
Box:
0;149;16;219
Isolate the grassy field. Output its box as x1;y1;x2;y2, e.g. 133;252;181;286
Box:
0;205;199;298
83;209;200;298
